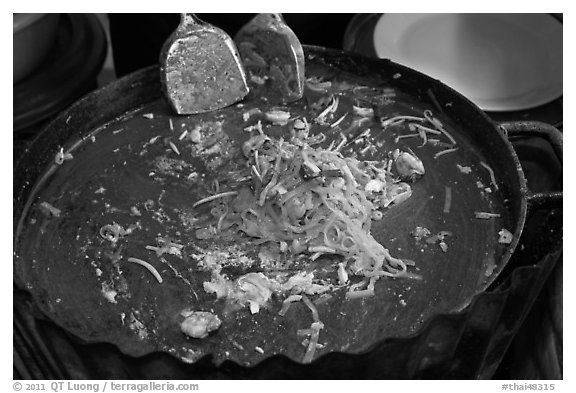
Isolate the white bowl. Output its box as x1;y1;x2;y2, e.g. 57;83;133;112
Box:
373;14;562;111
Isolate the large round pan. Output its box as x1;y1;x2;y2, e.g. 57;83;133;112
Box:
13;46;562;371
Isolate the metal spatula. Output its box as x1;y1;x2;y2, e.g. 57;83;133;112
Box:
160;13;249;115
234;13;305;104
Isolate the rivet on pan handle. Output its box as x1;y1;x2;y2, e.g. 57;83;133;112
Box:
499;121;563;210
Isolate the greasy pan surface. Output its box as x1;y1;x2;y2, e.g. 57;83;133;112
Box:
14;46;525;366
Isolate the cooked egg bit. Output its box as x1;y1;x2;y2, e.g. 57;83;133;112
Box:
392;148;425;181
180;310;222;339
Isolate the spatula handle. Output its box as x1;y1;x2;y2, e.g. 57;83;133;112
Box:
257;13;286;25
179;13;205;28
269;13;285;22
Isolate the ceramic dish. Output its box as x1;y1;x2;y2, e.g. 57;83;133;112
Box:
373;14;562;111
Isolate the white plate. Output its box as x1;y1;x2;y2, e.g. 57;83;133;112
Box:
373;14;562;111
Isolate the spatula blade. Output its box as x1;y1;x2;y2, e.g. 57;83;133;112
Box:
160;14;249;115
235;14;305;104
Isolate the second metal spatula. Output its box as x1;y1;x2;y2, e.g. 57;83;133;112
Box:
234;13;305;104
160;13;249;115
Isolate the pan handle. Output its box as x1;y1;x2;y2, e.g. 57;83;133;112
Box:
498;121;562;210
